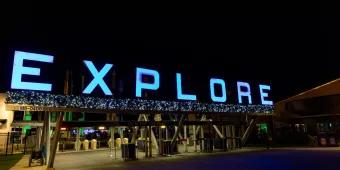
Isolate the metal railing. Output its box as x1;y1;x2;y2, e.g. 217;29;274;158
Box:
0;132;28;156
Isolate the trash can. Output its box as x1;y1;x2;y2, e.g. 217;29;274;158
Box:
329;137;337;146
320;138;327;146
121;143;137;161
91;139;97;150
83;140;89;150
203;138;213;152
115;138;122;148
160;140;177;155
123;138;129;144
214;138;227;150
137;139;145;152
162;140;171;155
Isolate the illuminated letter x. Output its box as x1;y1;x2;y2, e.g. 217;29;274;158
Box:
83;60;113;95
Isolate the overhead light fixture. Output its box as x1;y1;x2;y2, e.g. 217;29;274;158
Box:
98;126;105;130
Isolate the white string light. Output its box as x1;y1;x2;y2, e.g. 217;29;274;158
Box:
6;91;274;113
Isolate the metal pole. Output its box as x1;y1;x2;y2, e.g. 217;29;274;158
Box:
165;127;169;140
226;126;229;150
11;132;14;154
76;128;79;150
48;112;64;168
149;125;152;157
184;125;188;152
5;132;9;156
158;126;162;155
45;112;51;164
193;125;197;152
24;136;27;155
145;126;148;158
213;125;224;139
110;127;114;155
233;126;236;149
131;114;143;144
200;125;204;152
170;114;185;153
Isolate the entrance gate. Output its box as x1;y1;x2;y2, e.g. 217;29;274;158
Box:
5;91;274;168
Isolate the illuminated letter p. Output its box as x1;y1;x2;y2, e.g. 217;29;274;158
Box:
136;67;160;97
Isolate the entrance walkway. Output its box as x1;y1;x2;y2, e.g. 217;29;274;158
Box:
9;146;264;170
54;147;264;170
9;155;47;170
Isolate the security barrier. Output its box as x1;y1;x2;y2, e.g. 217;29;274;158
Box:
121;144;137;161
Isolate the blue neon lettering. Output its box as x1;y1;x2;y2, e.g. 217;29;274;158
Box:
259;84;273;105
11;51;54;91
237;81;252;104
135;67;160;97
210;78;227;102
82;60;113;95
176;73;197;101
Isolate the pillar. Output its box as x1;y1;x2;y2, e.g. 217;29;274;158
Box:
193;125;197;152
184;125;188;152
200;125;204;152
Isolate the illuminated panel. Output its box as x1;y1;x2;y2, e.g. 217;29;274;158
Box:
82;60;113;95
259;84;273;105
210;78;227;102
176;73;197;101
11;51;54;91
135;67;160;97
237;81;252;104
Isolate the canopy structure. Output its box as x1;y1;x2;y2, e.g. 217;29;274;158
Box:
5;91;274;114
275;78;340;119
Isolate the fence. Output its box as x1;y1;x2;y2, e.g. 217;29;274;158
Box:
0;132;32;156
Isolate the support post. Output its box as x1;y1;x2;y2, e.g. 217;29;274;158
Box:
213;125;224;138
184;125;188;152
170;114;185;153
144;126;148;158
193;125;197;152
75;128;80;151
241;118;256;146
149;125;152;157
5;132;9;156
131;114;143;144
11;132;14;154
109;127;115;158
46;112;50;165
232;126;236;149
158;126;162;155
226;126;229;150
165;127;169;140
36;127;42;151
200;125;204;152
48;112;64;168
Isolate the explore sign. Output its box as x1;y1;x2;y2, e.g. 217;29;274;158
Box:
10;51;273;105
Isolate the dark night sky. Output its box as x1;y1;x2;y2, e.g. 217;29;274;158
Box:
0;3;339;103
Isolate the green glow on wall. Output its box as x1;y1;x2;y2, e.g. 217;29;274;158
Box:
259;123;268;133
23;111;31;135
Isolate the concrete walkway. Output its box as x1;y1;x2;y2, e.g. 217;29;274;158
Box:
54;147;266;170
9;155;47;170
10;147;265;170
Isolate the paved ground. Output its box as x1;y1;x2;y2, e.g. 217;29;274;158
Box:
9;155;47;170
53;147;340;170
